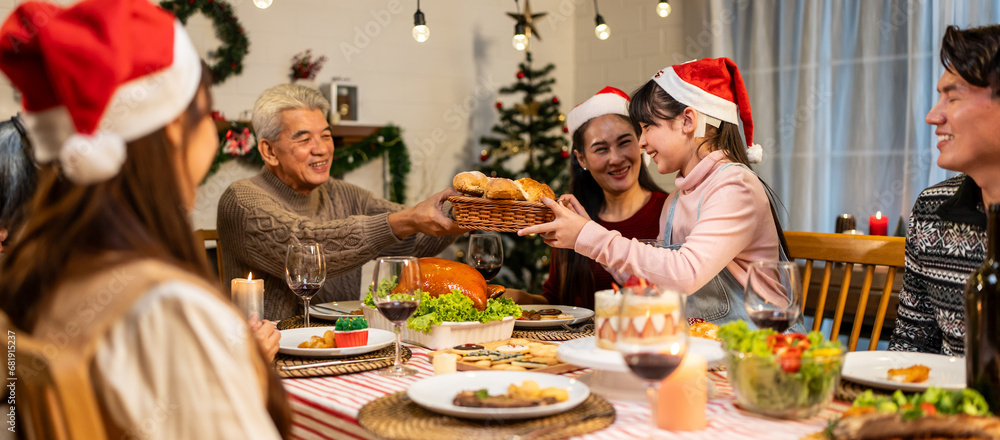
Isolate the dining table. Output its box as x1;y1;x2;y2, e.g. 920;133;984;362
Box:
280;341;850;440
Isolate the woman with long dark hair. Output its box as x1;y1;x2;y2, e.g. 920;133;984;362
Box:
506;87;666;309
521;59;793;326
0;0;289;437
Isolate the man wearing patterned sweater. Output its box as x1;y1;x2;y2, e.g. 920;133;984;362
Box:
218;84;465;320
889;25;1000;355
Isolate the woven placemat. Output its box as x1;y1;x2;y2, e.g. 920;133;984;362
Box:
277;314;339;330
358;392;615;440
275;345;412;378
512;322;594;341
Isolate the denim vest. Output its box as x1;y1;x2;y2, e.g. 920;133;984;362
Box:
664;163;805;332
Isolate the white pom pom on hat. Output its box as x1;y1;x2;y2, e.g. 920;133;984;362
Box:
651;57;764;164
0;0;202;185
60;132;127;184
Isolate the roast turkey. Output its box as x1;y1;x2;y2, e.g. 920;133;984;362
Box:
405;257;505;310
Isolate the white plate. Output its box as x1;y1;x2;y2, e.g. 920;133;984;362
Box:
406;371;590;420
278;327;395;358
557;336;724;372
309;300;363;320
515;305;595;328
841;351;965;391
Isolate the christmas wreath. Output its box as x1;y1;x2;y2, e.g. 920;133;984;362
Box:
206;123;412;204
159;0;249;85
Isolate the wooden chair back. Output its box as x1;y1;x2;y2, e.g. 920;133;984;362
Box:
784;231;906;351
194;229;224;283
1;313;109;440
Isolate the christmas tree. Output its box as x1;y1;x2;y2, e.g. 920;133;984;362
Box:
463;54;569;293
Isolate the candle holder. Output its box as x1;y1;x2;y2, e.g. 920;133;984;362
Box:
835;214;856;234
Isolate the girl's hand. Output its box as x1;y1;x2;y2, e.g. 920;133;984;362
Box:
556;194;591;220
518;197;590;249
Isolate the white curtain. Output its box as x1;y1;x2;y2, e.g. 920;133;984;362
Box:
710;0;1000;233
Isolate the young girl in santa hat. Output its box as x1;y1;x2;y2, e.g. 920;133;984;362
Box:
0;0;289;437
521;58;798;327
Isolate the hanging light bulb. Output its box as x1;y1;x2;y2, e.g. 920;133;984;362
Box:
254;0;272;9
412;0;429;42
512;21;529;51
656;0;671;18
594;14;610;40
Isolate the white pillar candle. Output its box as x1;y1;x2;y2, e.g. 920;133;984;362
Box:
232;272;264;319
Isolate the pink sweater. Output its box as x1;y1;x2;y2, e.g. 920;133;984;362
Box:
575;150;783;304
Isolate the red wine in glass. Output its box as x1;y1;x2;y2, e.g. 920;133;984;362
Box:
468;234;503;282
291;283;323;299
624;352;685;381
473;262;502;281
377;300;419;324
748;310;796;333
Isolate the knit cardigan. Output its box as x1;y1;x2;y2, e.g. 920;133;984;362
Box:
889;174;988;356
217;168;455;320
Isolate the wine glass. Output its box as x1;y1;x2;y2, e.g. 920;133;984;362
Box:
372;256;422;377
744;261;802;333
285;243;327;327
617;284;688;436
467;233;503;282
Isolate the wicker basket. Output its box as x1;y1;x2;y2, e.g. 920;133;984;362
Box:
448;196;554;232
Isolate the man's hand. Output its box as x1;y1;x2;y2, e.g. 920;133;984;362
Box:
388;188;469;238
249;314;280;362
517;197;590;249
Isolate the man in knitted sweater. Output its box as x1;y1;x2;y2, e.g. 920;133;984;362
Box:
218;85;465;320
889;25;1000;355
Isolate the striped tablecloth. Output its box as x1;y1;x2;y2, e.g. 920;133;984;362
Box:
283;345;849;440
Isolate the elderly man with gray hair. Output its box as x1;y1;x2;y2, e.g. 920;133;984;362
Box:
218;84;465;320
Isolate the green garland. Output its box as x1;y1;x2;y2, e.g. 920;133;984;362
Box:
160;0;249;85
205;123;411;204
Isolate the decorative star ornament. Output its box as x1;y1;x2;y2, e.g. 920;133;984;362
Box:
507;0;547;41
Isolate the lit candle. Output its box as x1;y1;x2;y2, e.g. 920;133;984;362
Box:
869;211;889;236
657;353;707;431
231;272;264;319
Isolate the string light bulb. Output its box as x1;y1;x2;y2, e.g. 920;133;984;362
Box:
656;0;671;18
593;0;610;40
254;0;272;9
412;0;429;42
512;21;528;51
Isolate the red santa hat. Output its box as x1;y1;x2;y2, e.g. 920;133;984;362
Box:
0;0;202;184
651;57;763;163
566;86;631;137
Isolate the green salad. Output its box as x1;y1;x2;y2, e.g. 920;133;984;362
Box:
849;387;991;420
717;321;844;418
362;277;522;333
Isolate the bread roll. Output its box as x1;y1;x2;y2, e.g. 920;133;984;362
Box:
484;177;525;200
453;171;489;196
516;178;555;203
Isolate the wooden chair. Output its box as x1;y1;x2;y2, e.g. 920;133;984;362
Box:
194;229;224;283
1;313;109;439
784;231;906;351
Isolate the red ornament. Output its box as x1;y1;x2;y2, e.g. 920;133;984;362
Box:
371;144;376;150
495;101;503;109
552;96;560;104
517;71;525;79
562;126;569;133
560;150;570;159
480;154;489;162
